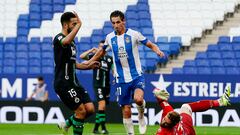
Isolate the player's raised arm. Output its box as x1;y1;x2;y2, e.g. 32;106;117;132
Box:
80;47;98;60
145;40;165;58
84;46;106;64
61;11;82;46
76;61;100;70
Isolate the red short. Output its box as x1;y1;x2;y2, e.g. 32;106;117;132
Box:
180;113;196;135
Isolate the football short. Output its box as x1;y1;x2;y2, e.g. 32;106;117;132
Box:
55;83;92;111
94;87;110;104
115;76;145;106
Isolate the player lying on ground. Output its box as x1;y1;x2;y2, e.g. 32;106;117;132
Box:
153;87;231;135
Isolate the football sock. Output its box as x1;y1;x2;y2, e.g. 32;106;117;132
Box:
94;112;100;131
72;116;84;135
136;100;146;118
188;100;219;112
123;118;134;135
98;110;107;130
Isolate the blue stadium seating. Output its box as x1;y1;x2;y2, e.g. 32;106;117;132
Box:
65;0;76;4
16;67;28;74
172;68;183;74
42;37;52;43
42;67;54;74
4;52;15;59
184;60;196;67
196;52;208;59
223;59;238;67
198;67;212;74
17;44;28;51
218;36;231;44
211;67;226;74
233;43;240;51
183;67;198;74
42;52;53;59
16;59;28;66
226;67;239;75
17;36;28;44
3;66;15;74
210;59;224;67
207;44;219;51
29;52;41;59
196;59;210;67
29;67;41;74
219;43;232;51
42;59;53;66
42;43;53;51
4;44;15;52
207;51;221;59
222;52;235;59
157;37;168;44
232;36;240;43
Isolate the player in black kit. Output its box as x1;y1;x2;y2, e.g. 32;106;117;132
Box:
53;11;100;135
80;40;113;134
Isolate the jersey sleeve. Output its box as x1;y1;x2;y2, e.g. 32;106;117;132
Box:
160;101;174;121
102;36;111;51
136;31;148;45
53;34;66;48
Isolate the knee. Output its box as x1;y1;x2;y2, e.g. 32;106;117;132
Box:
181;104;192;115
122;106;131;118
134;96;143;105
86;105;95;115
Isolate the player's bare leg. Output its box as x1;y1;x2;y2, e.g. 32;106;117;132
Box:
134;89;146;134
122;105;134;135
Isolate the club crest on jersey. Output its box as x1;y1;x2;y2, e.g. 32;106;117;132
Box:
125;37;130;43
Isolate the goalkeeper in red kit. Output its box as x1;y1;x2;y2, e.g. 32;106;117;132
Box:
153;87;231;135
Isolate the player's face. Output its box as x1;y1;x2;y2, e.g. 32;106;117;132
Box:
66;17;78;34
160;113;172;128
111;16;125;35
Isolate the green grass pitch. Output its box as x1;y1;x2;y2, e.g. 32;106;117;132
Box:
0;123;239;135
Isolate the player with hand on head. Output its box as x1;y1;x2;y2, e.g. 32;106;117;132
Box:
153;86;231;135
53;11;100;135
85;10;165;135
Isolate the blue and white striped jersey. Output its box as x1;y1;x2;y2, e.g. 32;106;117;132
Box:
103;28;148;83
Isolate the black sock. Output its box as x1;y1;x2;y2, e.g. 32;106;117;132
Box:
98;110;106;130
94;113;100;131
72;116;84;135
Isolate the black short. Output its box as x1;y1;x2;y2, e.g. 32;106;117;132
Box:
94;87;110;103
55;84;92;111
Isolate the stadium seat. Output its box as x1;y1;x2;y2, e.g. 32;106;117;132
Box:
222;52;235;59
145;59;157;71
223;59;238;67
17;36;28;44
232;36;240;43
29;59;41;66
170;36;182;47
4;44;15;52
3;66;15;74
126;12;138;20
29;52;41;59
16;59;28;66
139;19;152;28
29;43;41;51
137;3;149;11
210;59;224;67
30;37;41;43
226;67;240;75
29;4;41;12
42;66;54;74
5;37;16;44
42;5;53;12
17;44;28;51
207;52;221;59
30;12;41;20
172;68;183;74
218;36;231;44
196;59;210;67
16;67;28;74
198;67;212;74
157;36;168;44
92;29;103;36
17;20;29;28
184;60;196;67
232;43;240;51
17;28;29;36
138;11;151;19
53;4;65;12
195;52;207;59
41;0;52;4
211;67;226;75
207;44;219;51
4;52;15;59
53;0;64;5
183;67;198;74
235;51;240;59
65;0;76;4
29;67;41;74
80;37;91;44
127;19;140;28
30;20;41;28
219;43;232;51
42;43;53;52
42;59;53;66
42;52;53;59
42;37;52;43
141;27;153;36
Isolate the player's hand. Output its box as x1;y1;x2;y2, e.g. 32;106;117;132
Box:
88;61;100;69
72;11;82;27
156;50;165;58
91;47;98;53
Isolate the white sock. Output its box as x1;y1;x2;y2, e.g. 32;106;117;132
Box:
136;100;146;118
123;118;134;135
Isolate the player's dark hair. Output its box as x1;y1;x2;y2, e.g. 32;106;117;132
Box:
60;12;76;26
99;40;105;44
110;10;125;21
37;76;44;81
168;111;181;127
